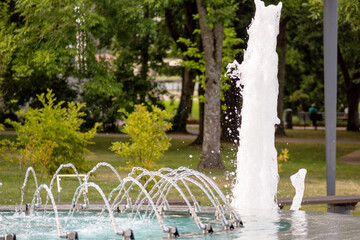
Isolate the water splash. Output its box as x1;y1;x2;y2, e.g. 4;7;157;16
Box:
29;184;70;238
45;163;89;209
17;163;242;239
20;167;41;208
290;169;307;211
227;0;282;209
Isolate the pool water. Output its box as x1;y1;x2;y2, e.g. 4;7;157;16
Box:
0;211;290;239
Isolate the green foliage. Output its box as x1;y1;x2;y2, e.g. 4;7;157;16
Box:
221;27;243;100
110;104;172;170
0;0;102;121
1;0;102;79
277;148;289;173
81;0;169;128
301;0;360;113
5;89;101;176
178;26;242;103
281;0;325;111
201;0;237;26
289;89;310;112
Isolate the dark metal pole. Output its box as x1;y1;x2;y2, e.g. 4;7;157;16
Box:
323;0;337;197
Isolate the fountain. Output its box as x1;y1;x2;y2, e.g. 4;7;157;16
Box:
3;162;360;240
290;169;307;211
226;0;282;210
20;167;41;209
1;163;244;239
2;0;360;239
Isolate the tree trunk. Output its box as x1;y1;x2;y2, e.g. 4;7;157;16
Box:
164;1;199;133
346;85;360;131
172;68;196;132
221;77;242;143
196;0;224;170
275;17;288;137
338;45;360;131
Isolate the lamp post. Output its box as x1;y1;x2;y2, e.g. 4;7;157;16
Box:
323;0;338;198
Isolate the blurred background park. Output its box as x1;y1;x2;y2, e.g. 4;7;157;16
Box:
0;0;359;214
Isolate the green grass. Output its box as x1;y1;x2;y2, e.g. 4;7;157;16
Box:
0;133;359;215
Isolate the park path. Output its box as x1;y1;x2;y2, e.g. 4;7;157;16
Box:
337;150;360;165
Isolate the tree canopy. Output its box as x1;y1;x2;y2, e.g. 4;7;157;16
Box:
0;0;359;171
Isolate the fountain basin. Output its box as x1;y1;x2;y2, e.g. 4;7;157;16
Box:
1;206;360;239
0;206;282;240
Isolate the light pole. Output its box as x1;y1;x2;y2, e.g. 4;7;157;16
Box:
323;0;338;197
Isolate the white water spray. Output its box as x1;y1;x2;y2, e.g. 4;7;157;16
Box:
290;169;307;211
227;0;282;209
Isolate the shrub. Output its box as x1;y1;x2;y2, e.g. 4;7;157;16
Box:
110;104;172;170
5;89;100;176
277;148;290;173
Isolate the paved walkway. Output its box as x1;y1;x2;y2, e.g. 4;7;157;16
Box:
337;149;360;165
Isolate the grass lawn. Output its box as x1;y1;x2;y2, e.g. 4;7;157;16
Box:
0;131;359;215
284;128;360;141
161;100;199;120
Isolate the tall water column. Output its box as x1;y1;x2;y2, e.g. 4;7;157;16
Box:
227;0;282;210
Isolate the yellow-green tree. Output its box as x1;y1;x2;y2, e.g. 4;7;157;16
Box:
110;104;172;170
5;89;100;176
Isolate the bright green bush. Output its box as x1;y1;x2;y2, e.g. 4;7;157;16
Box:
110;104;172;170
5;89;101;176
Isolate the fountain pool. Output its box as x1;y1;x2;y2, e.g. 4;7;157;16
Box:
0;210;292;240
1;164;245;239
2;206;360;239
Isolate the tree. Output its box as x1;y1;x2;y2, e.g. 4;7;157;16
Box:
337;0;360;131
110;104;172;170
1;0;170;130
220;25;245;143
275;16;288;136
274;0;297;136
282;0;324;114
196;0;234;170
305;0;360;131
265;0;305;136
164;0;200;133
0;0;104;121
172;1;241;147
220;1;252;143
82;0;170;129
5;90;100;176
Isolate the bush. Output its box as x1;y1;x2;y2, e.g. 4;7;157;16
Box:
5;89;100;176
110;104;172;170
278;148;290;173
